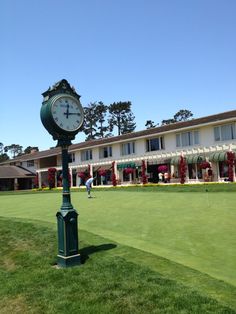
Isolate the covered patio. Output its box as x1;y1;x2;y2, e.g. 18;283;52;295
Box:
0;166;36;191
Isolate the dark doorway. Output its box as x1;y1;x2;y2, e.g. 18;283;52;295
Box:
147;164;159;183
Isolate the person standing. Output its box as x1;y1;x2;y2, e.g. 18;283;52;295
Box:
85;177;96;198
164;172;169;183
158;172;163;183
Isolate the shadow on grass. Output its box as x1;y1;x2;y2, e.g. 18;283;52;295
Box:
80;243;117;263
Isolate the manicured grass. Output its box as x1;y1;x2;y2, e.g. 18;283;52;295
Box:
0;187;236;311
0;218;235;313
1;189;235;284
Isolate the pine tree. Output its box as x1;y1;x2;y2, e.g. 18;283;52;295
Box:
108;101;136;135
82;103;99;141
174;109;193;121
4;144;23;158
95;102;111;138
145;120;157;129
161;109;193;125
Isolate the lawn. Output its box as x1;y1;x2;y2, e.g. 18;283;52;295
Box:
0;186;236;312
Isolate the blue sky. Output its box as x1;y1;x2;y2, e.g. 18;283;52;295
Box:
1;0;236;151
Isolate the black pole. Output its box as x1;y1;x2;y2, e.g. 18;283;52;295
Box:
56;140;81;267
61;146;73;211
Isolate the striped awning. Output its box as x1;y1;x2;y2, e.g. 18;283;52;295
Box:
209;152;227;162
170;156;180;165
117;162;136;169
185;155;205;164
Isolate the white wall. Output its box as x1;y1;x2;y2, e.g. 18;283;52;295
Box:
21;161;36;173
69;122;235;166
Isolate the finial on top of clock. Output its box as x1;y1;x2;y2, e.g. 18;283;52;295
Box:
42;79;81;102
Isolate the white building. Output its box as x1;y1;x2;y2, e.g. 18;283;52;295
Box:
1;109;236;190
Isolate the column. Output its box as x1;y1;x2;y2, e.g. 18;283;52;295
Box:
129;173;132;183
76;169;80;187
114;162;119;182
195;164;198;180
38;172;42;189
14;178;18;190
90;164;93;177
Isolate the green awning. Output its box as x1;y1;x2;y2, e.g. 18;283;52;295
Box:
186;155;205;164
209;152;227;162
170;156;180;165
117;162;136;169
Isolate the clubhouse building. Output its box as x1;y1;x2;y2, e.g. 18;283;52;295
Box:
1;109;236;190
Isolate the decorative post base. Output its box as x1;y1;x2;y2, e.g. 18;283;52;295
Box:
56;209;81;268
57;253;81;268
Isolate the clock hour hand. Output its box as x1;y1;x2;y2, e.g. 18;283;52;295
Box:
64;104;70;119
67;112;81;116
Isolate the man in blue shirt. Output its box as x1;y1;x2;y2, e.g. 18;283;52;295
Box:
85;177;96;198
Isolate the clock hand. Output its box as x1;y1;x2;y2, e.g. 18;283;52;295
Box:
67;112;81;116
64;104;70;118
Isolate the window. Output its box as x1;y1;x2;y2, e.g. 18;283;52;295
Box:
81;149;92;161
176;134;181;147
193;130;199;144
214;123;236;142
146;137;164;152
121;142;135;156
99;146;112;159
27;160;34;167
214;127;220;141
181;132;193;146
219;161;228;177
176;130;199;147
69;153;75;163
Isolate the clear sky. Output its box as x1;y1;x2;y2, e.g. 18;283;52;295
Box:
1;0;236;151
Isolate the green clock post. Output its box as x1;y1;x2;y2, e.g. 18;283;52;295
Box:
40;79;84;267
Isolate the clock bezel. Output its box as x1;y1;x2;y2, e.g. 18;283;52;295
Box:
40;93;84;141
50;94;84;132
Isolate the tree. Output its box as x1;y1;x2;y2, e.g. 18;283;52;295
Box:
174;109;193;122
0;142;3;154
161;118;176;125
161;109;193;125
120;112;136;134
0;143;39;161
0;143;9;162
95;102;111;138
24;146;39;154
4;144;23;158
82;103;99;141
145;120;157;129
0;153;9;162
108;101;136;135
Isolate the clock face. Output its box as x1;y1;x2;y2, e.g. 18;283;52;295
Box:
51;95;84;132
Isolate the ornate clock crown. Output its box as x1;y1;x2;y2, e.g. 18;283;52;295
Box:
42;79;81;102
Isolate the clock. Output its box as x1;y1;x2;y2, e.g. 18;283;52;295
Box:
51;95;84;132
40;81;84;141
